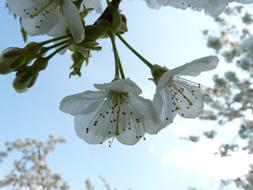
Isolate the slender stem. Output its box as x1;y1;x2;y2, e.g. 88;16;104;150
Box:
39;35;69;46
116;34;155;69
46;45;68;60
41;40;69;54
118;56;125;79
114;40;125;79
109;33;120;79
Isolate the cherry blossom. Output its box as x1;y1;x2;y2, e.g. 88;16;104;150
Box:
60;79;161;145
153;56;219;126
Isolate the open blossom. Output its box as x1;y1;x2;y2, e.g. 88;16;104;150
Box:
6;0;84;43
153;56;219;127
60;79;161;145
145;0;253;17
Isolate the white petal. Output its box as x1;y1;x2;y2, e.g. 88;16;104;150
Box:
203;0;229;17
171;56;219;77
166;80;204;118
116;116;144;145
128;94;162;134
153;89;177;127
116;128;142;145
74;113;112;144
147;0;228;17
21;2;60;35
156;56;218;92
6;0;48;17
145;0;161;9
94;79;142;95
60;0;85;43
59;91;107;115
47;17;66;37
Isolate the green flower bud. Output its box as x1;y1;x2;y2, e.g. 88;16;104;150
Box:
93;4;122;35
0;47;27;74
119;14;128;34
84;25;108;42
12;66;38;93
23;42;42;57
32;57;48;71
110;5;122;34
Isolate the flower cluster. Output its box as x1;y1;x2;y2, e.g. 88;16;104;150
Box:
5;0;252;146
5;0;253;44
145;0;253;17
60;56;219;145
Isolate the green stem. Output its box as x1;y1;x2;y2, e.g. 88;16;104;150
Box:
41;40;69;54
46;45;68;60
116;34;155;70
109;33;125;79
118;57;125;79
109;33;120;79
39;35;69;46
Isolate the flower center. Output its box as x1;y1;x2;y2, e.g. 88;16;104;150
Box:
84;91;144;146
108;91;128;106
108;91;128;135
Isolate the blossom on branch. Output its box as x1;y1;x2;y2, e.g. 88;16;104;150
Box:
6;0;84;43
60;79;161;146
145;0;253;17
153;56;219;127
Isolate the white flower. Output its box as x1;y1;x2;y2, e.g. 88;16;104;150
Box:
6;0;84;43
153;56;219;127
145;0;253;17
60;79;161;145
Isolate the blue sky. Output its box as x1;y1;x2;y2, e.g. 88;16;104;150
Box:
0;1;250;190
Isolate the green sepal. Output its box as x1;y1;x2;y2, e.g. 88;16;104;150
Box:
20;18;27;43
69;51;88;77
75;41;102;52
151;64;168;85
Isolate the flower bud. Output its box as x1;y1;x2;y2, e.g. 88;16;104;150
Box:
84;25;108;41
94;4;122;35
108;5;122;34
23;42;42;57
12;66;38;93
119;14;128;34
0;47;27;74
33;57;48;71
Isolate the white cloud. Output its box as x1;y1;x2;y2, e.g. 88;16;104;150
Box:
161;139;253;180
